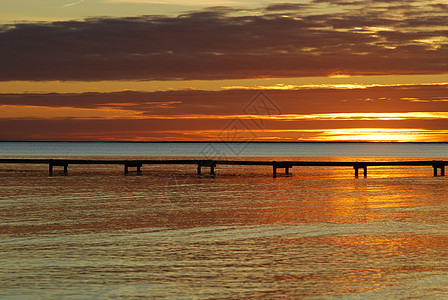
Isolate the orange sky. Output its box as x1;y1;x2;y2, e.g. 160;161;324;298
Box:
1;0;447;142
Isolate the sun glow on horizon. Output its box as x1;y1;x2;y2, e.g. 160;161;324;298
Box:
317;128;437;142
126;128;448;143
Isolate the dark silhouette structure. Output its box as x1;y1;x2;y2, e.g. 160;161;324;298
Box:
0;158;446;177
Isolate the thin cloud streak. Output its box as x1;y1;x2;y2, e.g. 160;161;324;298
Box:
62;0;87;8
2;105;447;121
1;118;447;141
0;104;137;119
1;84;447;114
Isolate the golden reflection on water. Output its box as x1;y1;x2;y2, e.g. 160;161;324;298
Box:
1;156;448;298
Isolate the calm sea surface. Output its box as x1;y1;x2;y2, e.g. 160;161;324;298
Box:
1;142;448;299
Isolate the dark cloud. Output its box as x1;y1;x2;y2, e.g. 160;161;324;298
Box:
1;118;447;141
1;85;447;141
1;84;447;115
264;3;311;11
0;1;447;81
311;0;363;5
430;3;448;10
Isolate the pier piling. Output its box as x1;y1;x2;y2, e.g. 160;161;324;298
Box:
124;161;142;175
273;161;292;178
353;164;367;178
432;162;445;177
49;160;68;176
197;160;216;176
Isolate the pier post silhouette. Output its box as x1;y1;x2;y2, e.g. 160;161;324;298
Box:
432;162;445;177
354;163;367;178
197;160;216;176
49;160;68;176
273;161;292;178
124;161;142;175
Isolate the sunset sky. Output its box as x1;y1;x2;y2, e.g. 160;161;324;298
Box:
1;0;447;142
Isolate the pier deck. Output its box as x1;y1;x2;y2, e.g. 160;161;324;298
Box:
0;158;446;177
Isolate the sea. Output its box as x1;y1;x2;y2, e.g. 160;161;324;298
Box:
1;142;448;299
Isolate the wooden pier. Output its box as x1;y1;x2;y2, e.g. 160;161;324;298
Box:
0;158;446;177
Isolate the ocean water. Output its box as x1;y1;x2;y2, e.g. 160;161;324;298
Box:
1;141;448;158
1;142;448;298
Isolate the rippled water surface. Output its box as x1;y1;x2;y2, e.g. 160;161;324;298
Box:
1;143;448;298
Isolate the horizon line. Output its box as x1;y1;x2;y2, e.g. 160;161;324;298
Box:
1;141;448;144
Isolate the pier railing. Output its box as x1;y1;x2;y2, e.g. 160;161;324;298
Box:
0;158;446;177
